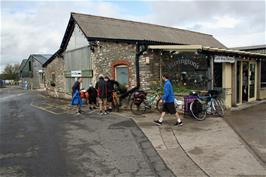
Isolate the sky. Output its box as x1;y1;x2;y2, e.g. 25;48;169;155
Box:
1;0;265;73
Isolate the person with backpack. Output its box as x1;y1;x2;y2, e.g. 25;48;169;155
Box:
87;84;97;110
154;74;183;126
95;74;108;115
104;76;120;112
71;77;83;115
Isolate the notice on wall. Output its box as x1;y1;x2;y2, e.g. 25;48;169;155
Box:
71;70;82;77
214;56;235;63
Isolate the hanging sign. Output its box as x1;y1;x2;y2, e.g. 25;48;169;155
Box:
214;56;235;63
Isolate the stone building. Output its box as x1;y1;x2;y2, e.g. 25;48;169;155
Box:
43;12;225;98
43;12;266;108
42;52;66;98
21;54;51;89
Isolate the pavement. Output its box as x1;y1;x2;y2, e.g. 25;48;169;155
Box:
1;86;265;177
120;108;266;176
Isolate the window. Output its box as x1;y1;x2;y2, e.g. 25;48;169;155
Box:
261;61;266;88
29;61;32;71
115;65;129;87
162;53;209;90
52;73;56;82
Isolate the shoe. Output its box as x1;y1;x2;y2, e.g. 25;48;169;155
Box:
104;111;108;115
153;120;162;126
174;121;183;126
76;112;81;115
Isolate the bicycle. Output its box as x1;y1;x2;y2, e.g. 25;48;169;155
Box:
156;96;184;113
130;88;161;115
189;90;224;121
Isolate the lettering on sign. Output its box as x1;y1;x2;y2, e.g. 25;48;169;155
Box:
71;70;82;77
214;56;235;63
167;59;200;69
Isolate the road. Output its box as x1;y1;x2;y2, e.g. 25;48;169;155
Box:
225;103;266;165
0;87;174;177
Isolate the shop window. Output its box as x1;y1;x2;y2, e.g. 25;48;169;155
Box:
162;53;209;91
115;65;129;87
261;61;266;88
214;63;223;88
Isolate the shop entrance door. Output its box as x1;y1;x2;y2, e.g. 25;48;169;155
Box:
242;62;249;102
248;62;257;101
236;61;242;104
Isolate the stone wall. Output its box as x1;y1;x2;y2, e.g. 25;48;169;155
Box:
44;56;68;98
139;50;161;90
90;42;162;90
91;41;137;88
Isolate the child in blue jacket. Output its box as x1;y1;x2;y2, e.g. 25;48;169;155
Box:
154;74;183;126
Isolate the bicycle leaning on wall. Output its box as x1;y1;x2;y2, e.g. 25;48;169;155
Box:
130;88;161;115
189;90;225;121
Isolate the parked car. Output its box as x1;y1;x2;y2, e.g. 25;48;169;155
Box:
0;80;5;88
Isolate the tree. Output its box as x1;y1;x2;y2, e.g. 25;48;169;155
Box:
0;64;20;80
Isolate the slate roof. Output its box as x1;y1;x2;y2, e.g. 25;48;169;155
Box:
32;54;52;65
69;12;226;48
19;59;27;71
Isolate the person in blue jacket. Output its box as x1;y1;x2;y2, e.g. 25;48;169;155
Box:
154;74;183;126
71;77;83;115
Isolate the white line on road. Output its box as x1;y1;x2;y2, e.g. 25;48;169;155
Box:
0;93;26;102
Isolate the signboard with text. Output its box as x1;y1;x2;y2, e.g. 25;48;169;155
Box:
71;70;82;77
214;56;235;63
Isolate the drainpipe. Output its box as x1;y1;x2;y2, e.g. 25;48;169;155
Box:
135;42;148;88
119;42;147;101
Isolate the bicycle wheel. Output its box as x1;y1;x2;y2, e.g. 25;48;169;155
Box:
212;99;224;117
190;99;207;121
156;98;163;113
130;101;146;115
218;97;226;110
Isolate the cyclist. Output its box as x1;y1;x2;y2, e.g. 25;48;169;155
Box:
154;74;183;126
96;74;107;115
105;76;120;112
71;77;83;115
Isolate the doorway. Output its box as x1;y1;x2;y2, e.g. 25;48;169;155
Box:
115;65;129;87
242;62;248;102
249;62;256;101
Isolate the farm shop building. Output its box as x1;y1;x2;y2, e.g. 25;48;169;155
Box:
43;12;266;108
148;45;266;108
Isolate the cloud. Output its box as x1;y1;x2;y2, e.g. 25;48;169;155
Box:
147;1;265;47
1;1;265;73
1;1;121;72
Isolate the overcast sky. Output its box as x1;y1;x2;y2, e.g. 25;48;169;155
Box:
1;0;265;72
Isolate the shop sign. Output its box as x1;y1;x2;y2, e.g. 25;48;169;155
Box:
71;70;82;77
214;56;235;63
168;58;200;69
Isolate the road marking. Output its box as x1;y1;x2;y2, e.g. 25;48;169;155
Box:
30;103;63;115
0;93;26;102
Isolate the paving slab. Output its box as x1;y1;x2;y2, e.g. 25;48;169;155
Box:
173;118;266;176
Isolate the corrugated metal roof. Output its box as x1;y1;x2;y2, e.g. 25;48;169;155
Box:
231;45;266;51
148;45;266;59
32;54;52;64
71;12;226;49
